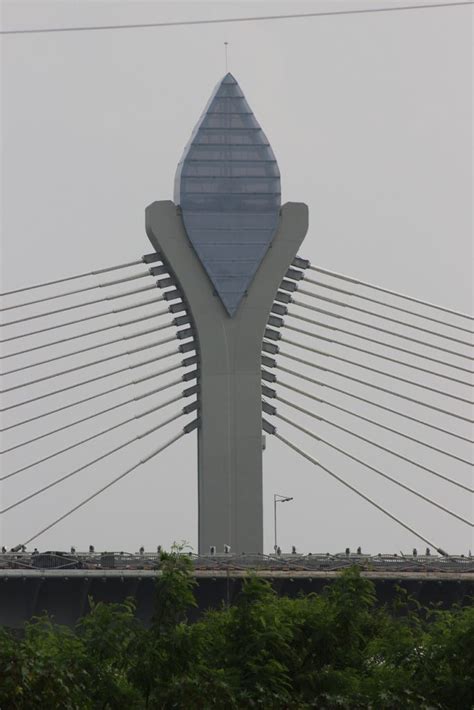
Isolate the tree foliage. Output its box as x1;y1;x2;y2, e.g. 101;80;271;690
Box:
0;551;472;709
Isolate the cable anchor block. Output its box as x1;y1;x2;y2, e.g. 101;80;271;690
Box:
142;252;162;264
262;418;277;435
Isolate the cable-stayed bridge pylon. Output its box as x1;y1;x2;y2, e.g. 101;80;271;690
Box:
1;72;472;557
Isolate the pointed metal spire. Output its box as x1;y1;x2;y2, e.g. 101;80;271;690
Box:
174;73;281;316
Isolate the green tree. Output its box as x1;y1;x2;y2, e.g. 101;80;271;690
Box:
0;560;472;709
0;617;89;710
128;542;201;707
224;576;294;707
417;603;474;709
76;597;143;709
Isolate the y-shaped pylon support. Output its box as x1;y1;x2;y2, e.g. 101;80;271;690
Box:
146;200;308;554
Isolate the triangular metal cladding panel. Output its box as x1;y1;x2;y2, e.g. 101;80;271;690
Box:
174;73;281;316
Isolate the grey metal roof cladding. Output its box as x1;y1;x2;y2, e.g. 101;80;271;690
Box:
174;73;281;316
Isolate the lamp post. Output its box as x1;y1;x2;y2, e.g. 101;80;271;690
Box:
273;494;293;552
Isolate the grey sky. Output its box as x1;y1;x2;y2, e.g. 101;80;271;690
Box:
1;0;472;555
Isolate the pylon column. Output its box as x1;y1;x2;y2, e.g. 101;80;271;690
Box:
146;200;308;554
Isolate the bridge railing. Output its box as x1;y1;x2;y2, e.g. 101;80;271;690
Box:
0;551;473;574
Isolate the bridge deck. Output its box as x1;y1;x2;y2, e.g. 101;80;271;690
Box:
1;568;474;581
1;553;472;628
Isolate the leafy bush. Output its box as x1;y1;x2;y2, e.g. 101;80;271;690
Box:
0;554;472;709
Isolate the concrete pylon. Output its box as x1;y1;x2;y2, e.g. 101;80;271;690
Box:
146;200;308;554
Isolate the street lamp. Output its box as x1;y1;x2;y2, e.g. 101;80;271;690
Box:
273;494;293;552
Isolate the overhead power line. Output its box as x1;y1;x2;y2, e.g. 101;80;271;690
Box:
271;428;448;555
0;258;148;296
296;287;474;348
271;410;471;526
307;263;474;321
1;2;472;35
273;393;473;493
272;378;472;465
301;275;473;334
292;297;473;361
18;422;198;548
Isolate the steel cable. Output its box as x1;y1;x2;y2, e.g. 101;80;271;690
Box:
272;429;448;555
0;349;191;412
273;337;474;407
1;410;186;511
18;425;194;548
0;296;173;344
1;309;172;359
292;298;473;362
272;413;470;526
274;432;448;556
301;275;473;334
273;394;473;493
1;395;196;482
276;349;474;424
1;321;175;375
1;284;162;328
307;264;473;321
0;331;189;393
297;287;473;348
1;381;197;453
287;309;473;374
0;259;144;297
1;362;195;431
271;364;473;444
283;322;472;387
0;270;153;312
272;377;472;466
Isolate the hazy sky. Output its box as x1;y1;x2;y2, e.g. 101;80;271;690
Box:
1;0;472;556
